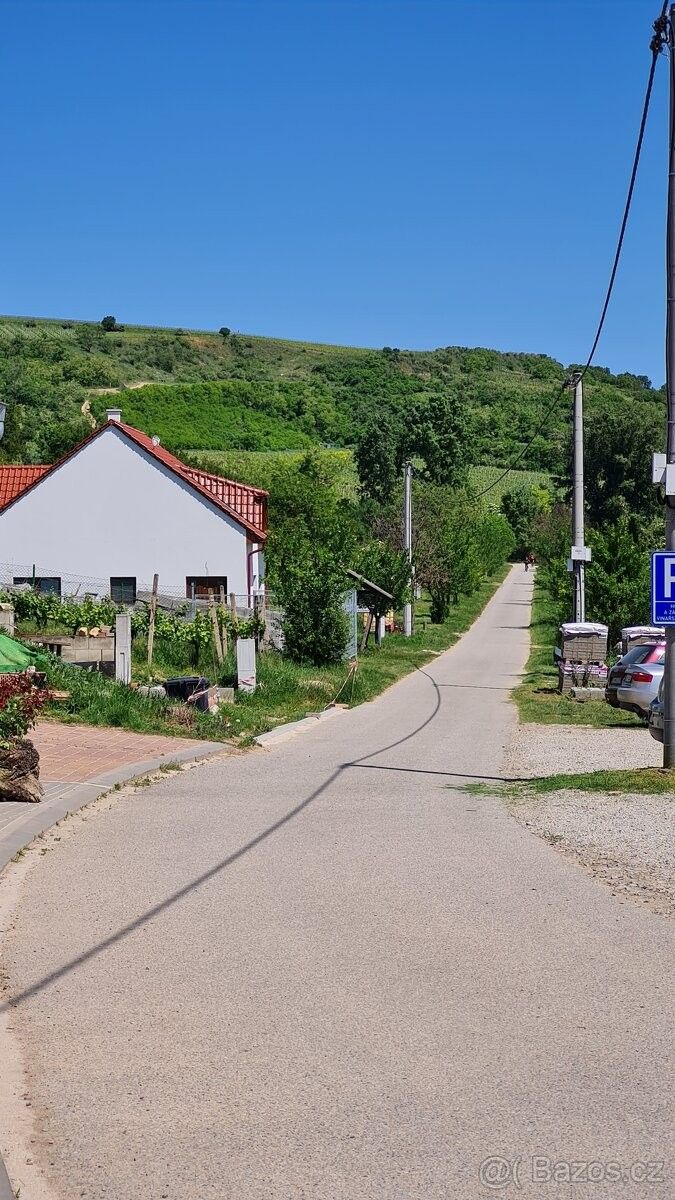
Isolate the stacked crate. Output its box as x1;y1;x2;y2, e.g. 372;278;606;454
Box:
620;625;665;655
558;622;608;695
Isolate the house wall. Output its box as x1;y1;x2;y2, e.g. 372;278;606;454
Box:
0;426;262;596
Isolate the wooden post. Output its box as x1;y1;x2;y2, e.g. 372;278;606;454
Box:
218;586;228;656
229;591;238;631
147;573;159;668
253;594;260;651
360;612;373;652
209;594;223;664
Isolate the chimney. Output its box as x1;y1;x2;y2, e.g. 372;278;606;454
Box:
106;407;122;423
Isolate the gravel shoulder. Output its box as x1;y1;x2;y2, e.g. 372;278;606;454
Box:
506;721;675;917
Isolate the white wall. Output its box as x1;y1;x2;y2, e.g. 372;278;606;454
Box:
0;426;260;597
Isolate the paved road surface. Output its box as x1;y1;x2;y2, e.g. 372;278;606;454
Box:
2;567;674;1199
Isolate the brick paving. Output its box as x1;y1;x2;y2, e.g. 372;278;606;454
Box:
32;721;203;783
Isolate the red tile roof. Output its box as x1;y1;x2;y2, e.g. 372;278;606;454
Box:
117;424;268;536
0;465;50;509
0;423;268;538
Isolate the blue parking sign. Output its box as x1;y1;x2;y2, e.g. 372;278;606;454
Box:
651;552;675;624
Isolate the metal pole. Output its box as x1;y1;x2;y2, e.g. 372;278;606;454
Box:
571;371;585;623
403;461;413;636
664;5;675;766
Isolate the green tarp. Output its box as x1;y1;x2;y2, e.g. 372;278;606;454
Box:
0;631;39;674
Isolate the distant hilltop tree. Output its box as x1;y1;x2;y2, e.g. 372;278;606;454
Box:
219;327;231;338
101;315;124;332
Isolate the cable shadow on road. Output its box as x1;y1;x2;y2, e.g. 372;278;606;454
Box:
349;763;527;782
1;669;446;1014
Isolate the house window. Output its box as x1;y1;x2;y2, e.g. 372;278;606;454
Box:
110;577;137;604
186;576;228;599
13;576;61;597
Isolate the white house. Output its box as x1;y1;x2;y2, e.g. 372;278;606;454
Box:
0;410;267;602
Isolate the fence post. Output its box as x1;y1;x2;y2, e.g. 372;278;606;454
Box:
253;593;261;651
229;591;238;632
115;612;132;684
209;594;223;665
147;573;159;668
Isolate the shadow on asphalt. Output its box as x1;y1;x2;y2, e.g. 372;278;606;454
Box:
350;763;526;782
1;670;457;1013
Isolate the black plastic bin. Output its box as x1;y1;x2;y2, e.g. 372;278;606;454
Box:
163;676;211;712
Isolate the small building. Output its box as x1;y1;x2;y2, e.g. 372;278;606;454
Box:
0;410;267;602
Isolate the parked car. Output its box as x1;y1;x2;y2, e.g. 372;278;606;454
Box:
648;681;664;743
605;642;665;709
616;650;665;720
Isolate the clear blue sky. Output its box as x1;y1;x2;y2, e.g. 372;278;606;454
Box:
0;0;670;382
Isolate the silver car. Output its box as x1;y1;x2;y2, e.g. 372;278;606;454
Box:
649;680;664;743
617;658;665;719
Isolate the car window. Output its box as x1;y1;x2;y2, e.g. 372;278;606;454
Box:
651;647;666;663
622;646;651;665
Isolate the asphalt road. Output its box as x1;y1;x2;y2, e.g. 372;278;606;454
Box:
2;566;674;1199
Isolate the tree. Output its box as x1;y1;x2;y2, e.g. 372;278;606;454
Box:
352;540;412;634
219;327;231;338
409;391;468;487
585;517;655;643
266;455;357;664
578;402;662;527
500;485;541;558
100;315;119;332
413;485;482;622
354;412;402;505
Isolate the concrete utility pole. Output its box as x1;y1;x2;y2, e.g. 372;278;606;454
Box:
571;371;586;622
663;5;675;766
403;461;413;637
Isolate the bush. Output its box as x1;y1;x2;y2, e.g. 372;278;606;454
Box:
0;673;49;745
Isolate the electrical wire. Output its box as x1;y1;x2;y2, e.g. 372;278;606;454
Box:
472;3;670;502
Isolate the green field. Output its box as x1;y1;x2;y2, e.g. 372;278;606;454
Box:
180;446;550;504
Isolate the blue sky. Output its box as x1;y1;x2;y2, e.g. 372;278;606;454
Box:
0;0;670;382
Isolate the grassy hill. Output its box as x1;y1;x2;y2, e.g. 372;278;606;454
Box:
0;314;663;476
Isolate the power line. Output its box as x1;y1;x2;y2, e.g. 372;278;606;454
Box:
473;4;669;502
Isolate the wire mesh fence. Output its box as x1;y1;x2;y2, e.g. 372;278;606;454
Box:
0;561;270;611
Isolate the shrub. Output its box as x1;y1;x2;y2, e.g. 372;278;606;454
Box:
0;673;49;745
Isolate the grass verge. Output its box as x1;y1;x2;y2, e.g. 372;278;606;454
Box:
513;582;642;728
462;768;675;796
38;566;510;742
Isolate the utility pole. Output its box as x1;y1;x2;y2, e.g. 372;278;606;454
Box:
403;461;413;636
663;4;675;766
571;371;586;622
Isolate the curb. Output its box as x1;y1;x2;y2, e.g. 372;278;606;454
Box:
254;705;345;747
